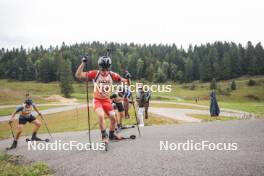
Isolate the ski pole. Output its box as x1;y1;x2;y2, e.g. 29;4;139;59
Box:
39;114;53;139
127;79;141;137
106;48;111;57
84;55;91;144
75;105;79;129
8;122;15;139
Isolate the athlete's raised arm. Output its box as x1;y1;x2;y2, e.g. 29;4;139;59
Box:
75;57;87;80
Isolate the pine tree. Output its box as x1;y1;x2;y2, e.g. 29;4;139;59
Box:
231;80;236;90
200;55;212;81
146;63;155;81
210;78;217;90
24;56;35;80
208;48;219;78
170;64;178;81
229;43;241;78
176;70;184;83
1;41;264;83
136;58;144;79
254;42;264;74
59;59;74;98
161;61;170;77
248;56;258;75
244;41;255;75
184;58;193;82
153;67;167;83
34;52;57;82
221;53;231;79
192;51;200;80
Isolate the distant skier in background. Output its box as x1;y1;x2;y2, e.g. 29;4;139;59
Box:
144;90;151;119
110;87;126;132
136;86;146;127
210;90;220;117
123;86;132;119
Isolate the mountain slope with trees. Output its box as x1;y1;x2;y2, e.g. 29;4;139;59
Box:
0;41;263;83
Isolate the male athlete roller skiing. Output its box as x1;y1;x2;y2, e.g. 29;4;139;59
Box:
75;55;131;145
110;87;126;132
7;99;43;150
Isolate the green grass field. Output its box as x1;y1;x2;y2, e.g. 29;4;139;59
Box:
0;105;65;116
0;152;53;175
0;76;263;141
0;76;263;114
182;100;264;115
0;107;178;139
150;76;264;102
189;114;237;122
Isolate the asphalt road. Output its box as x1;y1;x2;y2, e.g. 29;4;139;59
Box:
1;119;264;176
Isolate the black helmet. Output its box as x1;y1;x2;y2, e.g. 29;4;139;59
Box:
98;56;111;70
25;99;33;105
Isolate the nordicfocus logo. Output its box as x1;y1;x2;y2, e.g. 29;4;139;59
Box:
93;82;172;93
160;140;238;151
27;140;105;151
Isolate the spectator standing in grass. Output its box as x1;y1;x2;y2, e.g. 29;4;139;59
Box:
144;90;151;119
210;90;220;117
136;86;146;126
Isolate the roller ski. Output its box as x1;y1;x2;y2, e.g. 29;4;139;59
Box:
121;125;135;129
109;134;136;142
25;138;49;142
109;131;136;143
26;132;49;142
116;124;135;133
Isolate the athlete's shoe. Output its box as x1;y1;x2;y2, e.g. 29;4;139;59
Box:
139;124;144;127
6;140;17;150
101;130;109;144
109;132;123;140
116;127;122;133
31;136;43;141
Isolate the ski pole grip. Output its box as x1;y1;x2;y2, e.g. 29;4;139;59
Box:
82;55;88;63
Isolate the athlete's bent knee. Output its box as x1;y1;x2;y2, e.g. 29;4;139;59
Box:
108;111;115;119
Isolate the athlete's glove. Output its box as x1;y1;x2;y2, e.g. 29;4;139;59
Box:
124;71;131;79
38;113;42;116
82;55;88;63
110;94;117;99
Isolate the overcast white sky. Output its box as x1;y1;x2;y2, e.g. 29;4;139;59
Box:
0;0;263;49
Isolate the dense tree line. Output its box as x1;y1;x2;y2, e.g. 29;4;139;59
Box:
0;41;263;83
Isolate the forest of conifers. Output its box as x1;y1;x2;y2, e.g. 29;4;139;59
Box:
0;41;263;83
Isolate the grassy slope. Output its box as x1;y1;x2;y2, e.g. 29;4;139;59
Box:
0;105;65;116
0;107;178;139
151;76;264;102
151;103;207;110
189;114;237;122
0;76;263;113
151;76;264;114
0;79;92;105
0;152;53;176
